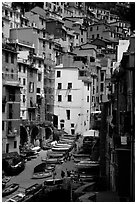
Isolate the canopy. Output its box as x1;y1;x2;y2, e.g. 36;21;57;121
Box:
83;129;99;138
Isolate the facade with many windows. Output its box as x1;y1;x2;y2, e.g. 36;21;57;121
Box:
2;42;21;153
54;64;91;135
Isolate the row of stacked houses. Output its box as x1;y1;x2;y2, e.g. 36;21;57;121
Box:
2;2;134;200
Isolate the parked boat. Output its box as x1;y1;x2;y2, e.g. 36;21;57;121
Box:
76;161;99;169
53;143;72;148
31;146;41;152
2;176;11;184
42;145;51;150
73;157;91;163
77;192;96;202
32;171;52;179
72;153;91;158
5;193;25;202
52;147;70;151
44;178;64;186
10;160;25;175
48;153;64;158
25;183;42;196
2;155;25;176
34;163;55;174
44;158;64;164
2;183;19;197
74;182;96;200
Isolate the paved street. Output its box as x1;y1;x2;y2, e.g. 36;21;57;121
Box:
2;149;76;202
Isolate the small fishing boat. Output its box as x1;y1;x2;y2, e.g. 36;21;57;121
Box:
42;145;51;150
72;153;91;158
2;176;11;184
52;147;70;151
73;157;91;163
5;193;25;202
34;163;55;174
25;183;42;196
10;160;25;175
77;192;96;202
76;161;99;169
48;153;64;158
74;182;96;199
31;146;41;152
32;171;52;179
2;183;19;197
44;178;64;186
44;158;64;164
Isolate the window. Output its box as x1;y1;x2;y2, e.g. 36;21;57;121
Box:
5;10;8;16
49;43;52;49
37;88;40;93
43;32;45;38
57;71;61;77
90;27;92;31
58;83;62;89
97;26;99;30
10;12;12;17
14;141;17;148
38;60;41;67
101;72;104;81
11;54;14;64
5;53;9;63
87;96;89;102
81;30;83;35
87;83;90;91
38;73;42;81
71;123;74;128
97;86;98;93
58;95;62;102
11;69;14;79
29;82;34;93
76;34;79;39
41;19;43;25
68;95;72;102
2;104;5;113
2;121;4;130
23;95;25;103
6;144;9;153
43;41;45;48
92;35;94;39
97;34;100;38
19;64;21;72
100;83;104;92
81;38;83;43
66;110;70;120
22;110;25;116
68;83;72;89
23;78;26;85
23;66;26;73
71;129;75;135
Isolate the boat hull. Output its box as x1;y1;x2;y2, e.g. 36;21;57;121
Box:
2;183;19;197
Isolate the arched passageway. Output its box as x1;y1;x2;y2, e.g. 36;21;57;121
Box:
20;125;28;146
30;126;39;144
45;127;52;140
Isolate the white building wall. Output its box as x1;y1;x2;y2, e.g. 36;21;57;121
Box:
54;67;91;135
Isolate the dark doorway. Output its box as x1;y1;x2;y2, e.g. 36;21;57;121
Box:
20;125;28;145
31;126;39;144
45;127;52;139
